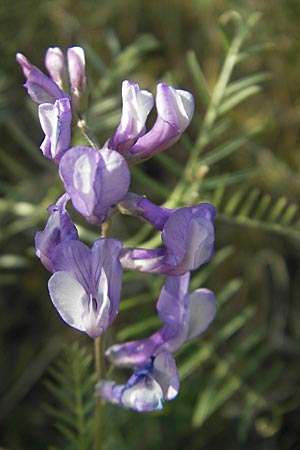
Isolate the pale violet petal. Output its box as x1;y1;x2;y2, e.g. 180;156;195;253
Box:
156;83;194;131
186;289;217;341
45;47;66;85
153;351;180;400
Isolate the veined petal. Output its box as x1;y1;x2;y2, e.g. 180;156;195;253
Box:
107;80;154;154
186;288;217;341
48;271;87;332
38;98;71;163
59;147;130;224
52;240;91;292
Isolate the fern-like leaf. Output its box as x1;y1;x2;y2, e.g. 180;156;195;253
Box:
45;342;95;450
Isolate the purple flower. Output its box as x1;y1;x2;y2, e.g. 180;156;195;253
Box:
97;351;179;412
38;98;72;164
48;238;123;338
106;81;194;163
59;146;131;224
119;198;216;275
106;273;217;367
106;80;154;154
45;47;67;88
125;83;194;163
35;193;79;272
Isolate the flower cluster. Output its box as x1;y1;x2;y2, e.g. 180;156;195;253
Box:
17;46;217;412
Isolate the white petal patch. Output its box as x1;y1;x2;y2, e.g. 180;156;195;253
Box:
73;153;93;194
96;268;111;332
48;271;87;332
122;80;154;133
38;103;59;156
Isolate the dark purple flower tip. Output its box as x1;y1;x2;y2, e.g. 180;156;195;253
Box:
97;352;179;412
106;80;154;154
35;193;78;272
38;98;72;164
59;146;131;224
125;83;194;163
119;202;216;275
45;47;67;88
16;52;42;78
24;72;68;104
48;238;123;338
106;273;217;368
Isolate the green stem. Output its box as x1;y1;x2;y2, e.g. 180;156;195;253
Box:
94;337;104;450
77;118;101;149
94;221;110;450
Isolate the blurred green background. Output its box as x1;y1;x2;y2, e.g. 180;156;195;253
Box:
0;0;300;449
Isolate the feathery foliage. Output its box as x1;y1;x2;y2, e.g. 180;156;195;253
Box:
45;342;95;450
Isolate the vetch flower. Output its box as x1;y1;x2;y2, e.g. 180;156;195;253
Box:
106;273;217;367
125;82;194;163
106;80;154;154
119;197;216;275
59;146;131;224
35;193;78;272
48;238;123;338
97;351;179;412
38;97;72;164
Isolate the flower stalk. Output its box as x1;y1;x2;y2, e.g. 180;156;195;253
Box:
94;336;104;450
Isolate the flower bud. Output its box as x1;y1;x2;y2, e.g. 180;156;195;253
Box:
67;46;88;114
45;47;67;89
